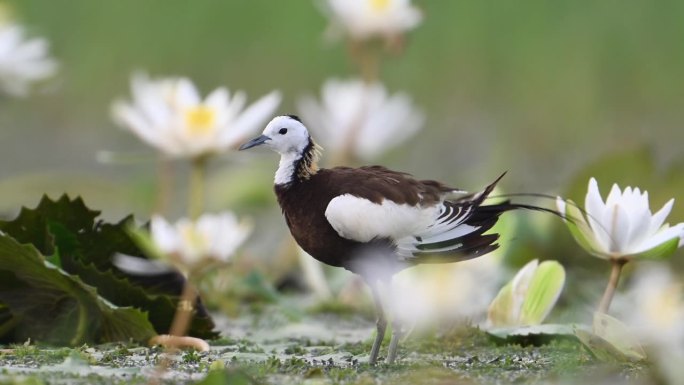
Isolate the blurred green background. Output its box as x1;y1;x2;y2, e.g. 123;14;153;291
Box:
0;0;682;271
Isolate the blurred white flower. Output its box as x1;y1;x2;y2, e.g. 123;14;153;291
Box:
323;0;422;40
486;259;565;328
557;178;684;260
297;78;423;161
0;20;57;97
150;212;251;274
390;255;502;328
298;247;333;300
621;266;684;347
617;266;684;381
112;73;281;158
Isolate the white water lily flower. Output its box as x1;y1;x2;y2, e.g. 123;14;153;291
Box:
112;73;281;158
297;78;423;161
557;178;684;260
150;212;251;273
0;21;57;96
615;266;684;381
323;0;422;40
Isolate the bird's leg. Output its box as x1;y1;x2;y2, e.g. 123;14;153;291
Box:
386;277;404;364
386;317;404;364
368;282;387;365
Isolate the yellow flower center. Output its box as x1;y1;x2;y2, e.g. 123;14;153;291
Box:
184;105;216;136
369;0;390;12
180;226;209;255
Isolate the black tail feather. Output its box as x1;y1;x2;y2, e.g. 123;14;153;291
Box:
407;175;572;265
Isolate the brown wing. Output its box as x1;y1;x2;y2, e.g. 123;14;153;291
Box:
324;165;458;206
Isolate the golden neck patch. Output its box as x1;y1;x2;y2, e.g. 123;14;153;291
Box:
296;140;322;181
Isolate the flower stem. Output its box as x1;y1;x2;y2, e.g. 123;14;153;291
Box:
188;155;208;220
154;156;173;215
147;282;198;385
348;40;380;84
169;282;197;337
597;258;627;314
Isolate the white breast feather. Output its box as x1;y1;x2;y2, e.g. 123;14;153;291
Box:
325;194;439;243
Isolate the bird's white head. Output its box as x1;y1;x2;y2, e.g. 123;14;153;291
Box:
240;115;321;185
239;115;310;156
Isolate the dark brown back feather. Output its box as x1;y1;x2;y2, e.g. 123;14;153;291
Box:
325;166;456;206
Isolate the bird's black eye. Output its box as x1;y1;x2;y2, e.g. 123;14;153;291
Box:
278;128;288;135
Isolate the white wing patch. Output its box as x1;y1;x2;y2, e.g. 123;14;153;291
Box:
325;194;439;243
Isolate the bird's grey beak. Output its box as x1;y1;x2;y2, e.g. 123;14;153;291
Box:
239;135;270;150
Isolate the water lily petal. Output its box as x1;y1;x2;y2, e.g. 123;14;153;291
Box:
585;178;610;251
221;90;281;148
111;101;167;151
649;198;675;234
558;198;606;257
487;279;515;327
209;213;251;262
225;90;247;121
111;100;148;132
296;95;327;140
205;87;229;111
360;91;423;159
0;25;22;56
9;37;48;61
204;87;230;129
608;203;632;253
324;0;422;40
150;215;180;255
519;261;565;325
298;78;423;161
130;74;175;130
625;204;653;249
632;223;684;256
510;259;539;322
0;22;57;96
113;253;175;276
175;77;201;107
620;188;652;247
605;183;623;208
147;212;251;274
487;259;565;328
632;236;680;261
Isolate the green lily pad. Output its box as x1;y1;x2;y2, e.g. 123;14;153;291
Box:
487;323;588;345
0;234;155;345
0;195;217;343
